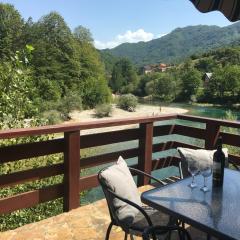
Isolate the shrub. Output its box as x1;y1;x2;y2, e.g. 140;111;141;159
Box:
41;110;62;125
94;104;112;118
190;95;197;103
117;94;138;112
39;100;60;112
58;92;82;119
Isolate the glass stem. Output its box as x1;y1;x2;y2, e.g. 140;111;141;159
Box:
192;175;195;184
204;177;206;187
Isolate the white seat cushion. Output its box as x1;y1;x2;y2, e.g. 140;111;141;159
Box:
100;156;141;223
177;147;228;178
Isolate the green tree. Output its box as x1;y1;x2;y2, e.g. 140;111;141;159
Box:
168;68;183;100
73;25;93;43
135;74;151;96
99;51;119;80
205;67;225;100
0;6;111;110
29;12;80;101
24;12;110;107
110;58;138;93
213;47;240;66
0;47;37;129
37;78;62;101
0;3;24;58
145;73;176;101
206;65;240;101
195;58;215;72
74;26;111;107
180;68;202;100
223;65;240;98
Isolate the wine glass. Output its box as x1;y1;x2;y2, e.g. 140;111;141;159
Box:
199;161;212;192
187;158;199;188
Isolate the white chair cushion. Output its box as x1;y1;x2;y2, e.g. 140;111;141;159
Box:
100;156;141;222
177;147;228;178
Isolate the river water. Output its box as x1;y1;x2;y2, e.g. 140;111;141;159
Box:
81;103;240;204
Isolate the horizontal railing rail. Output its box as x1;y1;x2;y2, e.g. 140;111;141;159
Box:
0;114;177;139
0;113;239;216
178;114;240;128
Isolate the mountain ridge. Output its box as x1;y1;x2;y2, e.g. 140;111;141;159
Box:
102;22;240;66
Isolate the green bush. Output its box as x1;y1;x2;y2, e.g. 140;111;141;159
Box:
117;94;138;112
38;100;60;113
41;110;62;125
57;92;82;120
94;104;112;118
39;93;82;121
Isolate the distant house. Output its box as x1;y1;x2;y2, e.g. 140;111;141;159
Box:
143;65;153;74
158;63;167;72
203;72;212;86
143;63;171;74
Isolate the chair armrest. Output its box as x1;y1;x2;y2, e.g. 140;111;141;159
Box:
142;225;192;240
129;167;166;185
107;188;153;227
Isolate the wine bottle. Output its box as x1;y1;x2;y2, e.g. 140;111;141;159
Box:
212;137;225;187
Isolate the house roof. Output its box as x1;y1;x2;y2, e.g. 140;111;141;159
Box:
205;72;213;79
159;63;167;68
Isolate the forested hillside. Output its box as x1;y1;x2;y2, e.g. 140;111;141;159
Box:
102;23;240;66
0;3;111;128
131;45;240;105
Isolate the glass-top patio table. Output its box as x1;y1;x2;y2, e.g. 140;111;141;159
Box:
141;169;240;240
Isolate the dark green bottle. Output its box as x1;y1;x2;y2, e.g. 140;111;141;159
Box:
212;137;225;187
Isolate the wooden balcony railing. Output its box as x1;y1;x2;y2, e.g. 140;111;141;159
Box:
0;114;239;215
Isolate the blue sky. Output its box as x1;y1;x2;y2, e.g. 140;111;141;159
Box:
1;0;232;49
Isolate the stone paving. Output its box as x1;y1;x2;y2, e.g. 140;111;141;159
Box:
0;186;212;240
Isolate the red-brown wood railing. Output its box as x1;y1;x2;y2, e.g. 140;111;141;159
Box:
0;114;239;215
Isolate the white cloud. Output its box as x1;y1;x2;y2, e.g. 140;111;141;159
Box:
117;29;153;43
94;29;166;49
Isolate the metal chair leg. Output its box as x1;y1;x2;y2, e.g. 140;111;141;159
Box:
167;230;172;240
207;233;211;240
124;232;128;240
178;229;183;240
105;222;113;240
181;222;185;229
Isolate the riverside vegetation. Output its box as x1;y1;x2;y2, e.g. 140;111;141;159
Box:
106;49;240;106
0;2;240;231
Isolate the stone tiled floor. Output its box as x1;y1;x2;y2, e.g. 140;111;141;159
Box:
0;186;211;240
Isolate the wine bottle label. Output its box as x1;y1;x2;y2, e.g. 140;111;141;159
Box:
213;162;222;183
213;162;221;171
212;139;225;187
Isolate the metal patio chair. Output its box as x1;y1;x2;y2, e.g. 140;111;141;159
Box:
98;166;192;240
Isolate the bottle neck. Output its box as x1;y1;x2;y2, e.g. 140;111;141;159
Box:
217;144;222;150
216;137;222;150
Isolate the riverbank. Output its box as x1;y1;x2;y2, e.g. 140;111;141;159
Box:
65;104;188;134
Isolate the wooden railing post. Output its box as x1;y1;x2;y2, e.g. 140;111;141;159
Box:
138;122;153;186
205;122;220;150
63;130;80;212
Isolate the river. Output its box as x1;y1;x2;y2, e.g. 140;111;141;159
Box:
81;103;239;204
